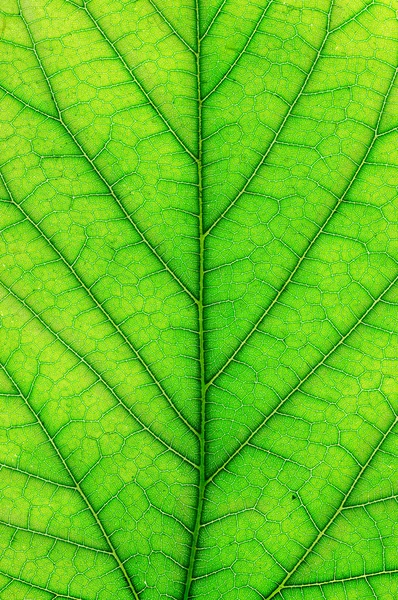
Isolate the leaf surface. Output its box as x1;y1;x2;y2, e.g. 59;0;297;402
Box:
0;0;397;599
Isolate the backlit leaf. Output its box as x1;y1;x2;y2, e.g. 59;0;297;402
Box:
0;0;397;598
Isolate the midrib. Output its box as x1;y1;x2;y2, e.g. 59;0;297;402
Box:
182;1;205;598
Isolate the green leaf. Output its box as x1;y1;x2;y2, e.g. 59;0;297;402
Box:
0;0;397;598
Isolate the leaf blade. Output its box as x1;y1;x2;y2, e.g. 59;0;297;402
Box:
0;0;397;598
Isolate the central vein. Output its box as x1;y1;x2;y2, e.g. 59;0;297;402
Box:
183;2;205;598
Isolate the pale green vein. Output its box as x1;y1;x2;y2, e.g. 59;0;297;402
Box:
206;273;398;485
0;569;84;600
284;569;398;589
0;82;63;122
205;65;397;387
201;459;398;528
199;0;228;42
265;414;398;598
63;0;198;160
378;124;398;137
0;520;112;556
329;0;376;34
15;4;199;305
0;169;199;441
0;87;197;307
343;495;398;511
202;0;274;102
204;0;334;236
0;462;76;491
131;478;195;536
147;0;197;54
0;281;199;469
0;363;140;600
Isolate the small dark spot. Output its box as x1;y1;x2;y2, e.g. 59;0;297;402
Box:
292;494;297;500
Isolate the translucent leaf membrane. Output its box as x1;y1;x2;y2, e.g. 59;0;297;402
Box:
0;0;397;599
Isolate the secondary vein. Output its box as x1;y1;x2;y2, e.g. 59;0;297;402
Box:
0;170;199;443
0;362;140;600
17;3;199;305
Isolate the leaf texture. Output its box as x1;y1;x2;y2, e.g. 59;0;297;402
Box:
0;0;397;599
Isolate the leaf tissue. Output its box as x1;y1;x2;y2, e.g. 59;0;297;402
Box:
0;0;397;598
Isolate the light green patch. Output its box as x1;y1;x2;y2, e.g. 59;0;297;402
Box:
0;0;397;599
